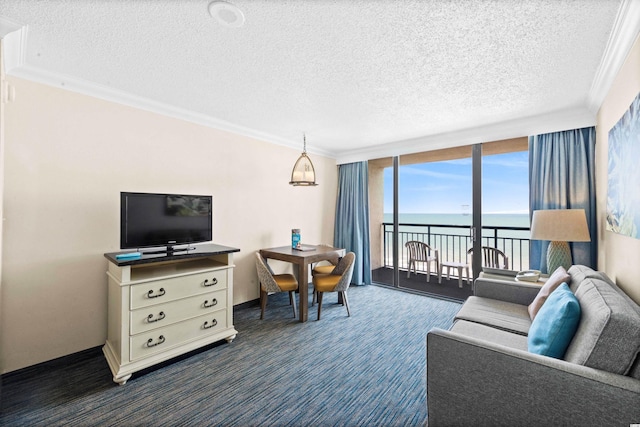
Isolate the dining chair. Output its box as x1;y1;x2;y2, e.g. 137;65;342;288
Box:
311;243;339;276
310;244;342;306
312;252;355;320
255;252;299;319
405;240;439;282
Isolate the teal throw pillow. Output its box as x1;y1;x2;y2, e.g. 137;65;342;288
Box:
528;283;581;359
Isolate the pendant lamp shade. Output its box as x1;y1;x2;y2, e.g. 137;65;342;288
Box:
289;134;318;186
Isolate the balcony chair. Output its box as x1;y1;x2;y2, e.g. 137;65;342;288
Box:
405;240;439;282
255;252;299;320
312;252;355;320
467;246;510;270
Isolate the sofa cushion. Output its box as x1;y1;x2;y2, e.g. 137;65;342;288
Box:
451;319;528;351
455;296;531;335
473;278;541;306
564;278;640;375
592;271;640;316
567;265;618;294
528;284;581;359
567;265;598;292
629;353;640;380
527;266;571;320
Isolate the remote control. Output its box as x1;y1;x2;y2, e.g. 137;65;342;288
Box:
115;252;142;259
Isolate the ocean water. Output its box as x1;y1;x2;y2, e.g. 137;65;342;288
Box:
383;213;530;228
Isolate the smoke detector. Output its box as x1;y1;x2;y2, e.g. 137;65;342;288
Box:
208;1;245;28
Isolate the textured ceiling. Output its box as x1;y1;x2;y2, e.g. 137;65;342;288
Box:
1;0;635;161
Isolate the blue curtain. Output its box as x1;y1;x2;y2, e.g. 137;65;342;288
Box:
529;127;597;272
334;161;371;285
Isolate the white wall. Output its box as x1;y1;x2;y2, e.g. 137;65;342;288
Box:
596;32;640;305
0;44;6;371
1;76;338;373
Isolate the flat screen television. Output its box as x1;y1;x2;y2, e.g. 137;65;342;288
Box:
120;192;212;253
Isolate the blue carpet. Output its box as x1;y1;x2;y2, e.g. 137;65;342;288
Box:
1;285;461;426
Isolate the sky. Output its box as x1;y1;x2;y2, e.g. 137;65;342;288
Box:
383;150;529;214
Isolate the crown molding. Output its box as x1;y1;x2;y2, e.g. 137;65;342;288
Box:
335;106;596;165
8;63;335;158
1;19;334;159
587;0;640;113
4;52;599;166
0;17;27;73
0;16;23;38
4;2;634;165
339;0;640;165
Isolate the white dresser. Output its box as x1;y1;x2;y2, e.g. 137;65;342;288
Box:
103;244;239;385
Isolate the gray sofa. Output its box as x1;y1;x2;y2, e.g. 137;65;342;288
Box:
426;265;640;426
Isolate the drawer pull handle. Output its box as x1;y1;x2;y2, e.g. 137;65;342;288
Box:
147;311;165;323
146;335;165;347
147;288;165;299
203;319;218;329
204;299;218;308
204;278;218;287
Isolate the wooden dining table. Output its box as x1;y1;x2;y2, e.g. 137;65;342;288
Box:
259;245;346;322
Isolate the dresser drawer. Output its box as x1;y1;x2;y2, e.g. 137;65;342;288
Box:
130;269;227;309
129;289;227;335
130;310;228;361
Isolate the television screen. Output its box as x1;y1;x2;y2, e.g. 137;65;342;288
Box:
121;192;212;250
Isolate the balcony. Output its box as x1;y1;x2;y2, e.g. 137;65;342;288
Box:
372;221;530;299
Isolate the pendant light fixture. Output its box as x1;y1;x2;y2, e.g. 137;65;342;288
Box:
289;133;318;186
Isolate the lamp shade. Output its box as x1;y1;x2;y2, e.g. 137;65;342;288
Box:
530;209;590;273
289;153;317;186
289;134;318;186
530;209;591;242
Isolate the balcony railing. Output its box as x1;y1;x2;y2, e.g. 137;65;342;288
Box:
381;222;531;273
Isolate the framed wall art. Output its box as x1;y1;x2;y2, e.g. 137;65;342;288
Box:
607;91;640;239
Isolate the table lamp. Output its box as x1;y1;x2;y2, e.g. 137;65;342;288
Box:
530;209;591;273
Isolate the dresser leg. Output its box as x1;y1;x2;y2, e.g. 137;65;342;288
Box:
114;374;132;385
225;334;237;343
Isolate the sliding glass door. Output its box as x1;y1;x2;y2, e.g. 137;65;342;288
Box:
480;147;531;271
369;139;530;294
370;146;475;292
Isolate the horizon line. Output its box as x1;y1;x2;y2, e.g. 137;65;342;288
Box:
383;211;529;215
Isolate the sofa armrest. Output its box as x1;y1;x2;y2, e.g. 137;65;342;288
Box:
473;278;541;305
426;328;640;426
